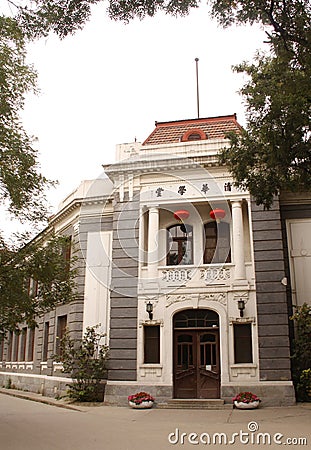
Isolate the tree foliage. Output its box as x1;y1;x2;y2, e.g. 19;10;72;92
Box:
219;49;311;207
4;3;309;209
0;14;52;221
290;304;311;401
0;234;77;336
108;0;198;22
212;1;311;207
15;0;103;39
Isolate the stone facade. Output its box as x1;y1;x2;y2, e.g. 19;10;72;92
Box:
1;115;309;406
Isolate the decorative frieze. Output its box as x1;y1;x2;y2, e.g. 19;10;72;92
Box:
199;293;227;306
166;295;189;307
166;292;227;307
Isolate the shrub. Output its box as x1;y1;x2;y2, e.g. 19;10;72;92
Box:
54;325;109;402
296;369;311;402
290;303;311;402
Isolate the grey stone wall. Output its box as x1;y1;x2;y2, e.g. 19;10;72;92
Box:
108;192;140;381
0;372;72;398
222;383;295;406
251;198;292;381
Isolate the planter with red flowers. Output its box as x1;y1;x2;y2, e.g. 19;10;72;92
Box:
128;392;155;409
233;392;261;409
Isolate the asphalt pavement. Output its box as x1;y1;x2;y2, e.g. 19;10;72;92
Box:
0;388;310;450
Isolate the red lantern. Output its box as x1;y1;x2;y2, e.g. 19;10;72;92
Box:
210;208;226;221
174;210;190;221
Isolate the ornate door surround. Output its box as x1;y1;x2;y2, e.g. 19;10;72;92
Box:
173;309;220;399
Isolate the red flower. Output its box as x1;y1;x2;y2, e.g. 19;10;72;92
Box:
232;391;261;403
128;392;155;405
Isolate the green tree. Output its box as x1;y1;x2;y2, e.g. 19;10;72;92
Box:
219;49;311;207
0;14;52;222
211;1;311;207
0;234;77;336
0;5;79;334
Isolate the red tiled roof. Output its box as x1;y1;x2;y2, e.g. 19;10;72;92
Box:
142;115;242;146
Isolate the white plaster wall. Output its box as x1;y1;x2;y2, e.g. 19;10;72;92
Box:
83;231;112;342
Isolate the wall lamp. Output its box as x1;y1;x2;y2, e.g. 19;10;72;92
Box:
238;299;245;318
146;301;153;320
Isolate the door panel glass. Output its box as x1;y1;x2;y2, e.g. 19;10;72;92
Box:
212;345;216;365
200;334;217;367
177;334;193;368
200;334;216;343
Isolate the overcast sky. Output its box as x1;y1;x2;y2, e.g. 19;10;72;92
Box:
3;2;267;234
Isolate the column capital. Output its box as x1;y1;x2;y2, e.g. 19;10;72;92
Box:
231;199;243;208
148;205;160;211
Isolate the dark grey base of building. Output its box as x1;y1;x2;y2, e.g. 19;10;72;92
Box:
0;372;296;407
221;383;296;407
105;381;296;407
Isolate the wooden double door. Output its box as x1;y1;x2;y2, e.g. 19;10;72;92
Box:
173;329;220;399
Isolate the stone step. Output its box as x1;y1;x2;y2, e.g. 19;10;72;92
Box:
157;399;233;410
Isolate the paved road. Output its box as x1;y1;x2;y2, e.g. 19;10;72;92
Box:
0;393;310;450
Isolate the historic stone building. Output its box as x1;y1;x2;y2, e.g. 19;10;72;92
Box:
1;114;310;405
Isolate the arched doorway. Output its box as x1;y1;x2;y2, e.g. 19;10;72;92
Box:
173;309;220;399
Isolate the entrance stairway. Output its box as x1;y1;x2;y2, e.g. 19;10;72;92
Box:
157;399;232;410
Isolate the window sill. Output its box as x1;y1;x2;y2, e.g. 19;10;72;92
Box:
231;363;257;368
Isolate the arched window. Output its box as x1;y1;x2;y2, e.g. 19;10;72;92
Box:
174;309;219;328
167;224;193;266
181;129;207;142
204;222;231;264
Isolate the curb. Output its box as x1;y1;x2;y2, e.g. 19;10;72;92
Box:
0;388;84;412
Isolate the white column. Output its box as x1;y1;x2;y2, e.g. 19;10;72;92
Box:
231;200;246;280
148;207;159;278
139;207;147;266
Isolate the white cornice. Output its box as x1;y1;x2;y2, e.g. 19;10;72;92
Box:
103;154;220;178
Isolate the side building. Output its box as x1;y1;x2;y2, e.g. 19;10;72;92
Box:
1;115;309;405
0;178;113;397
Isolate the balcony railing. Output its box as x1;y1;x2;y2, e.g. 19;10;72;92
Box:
162;268;193;282
160;264;233;286
139;263;253;292
200;266;231;284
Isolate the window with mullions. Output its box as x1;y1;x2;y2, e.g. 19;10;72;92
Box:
167;224;193;266
234;323;253;363
56;315;67;358
20;327;27;361
174;309;219;329
204;221;231;264
144;325;160;363
27;328;35;362
42;322;49;361
62;236;72;273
